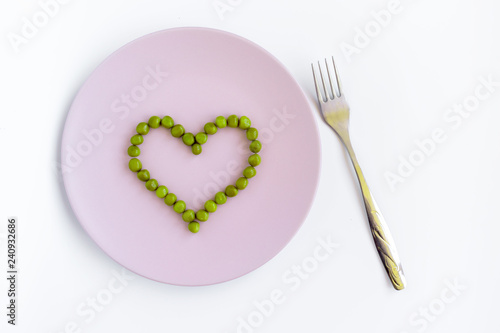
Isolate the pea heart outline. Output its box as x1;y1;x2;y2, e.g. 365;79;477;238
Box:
127;115;262;233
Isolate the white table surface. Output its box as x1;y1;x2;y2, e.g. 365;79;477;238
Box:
1;0;499;332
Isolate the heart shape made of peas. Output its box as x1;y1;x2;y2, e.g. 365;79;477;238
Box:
127;115;262;233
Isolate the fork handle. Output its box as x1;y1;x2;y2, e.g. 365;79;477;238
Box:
341;135;406;290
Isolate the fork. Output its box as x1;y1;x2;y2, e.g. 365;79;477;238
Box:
311;57;406;290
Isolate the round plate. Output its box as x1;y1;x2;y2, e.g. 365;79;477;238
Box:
61;27;321;286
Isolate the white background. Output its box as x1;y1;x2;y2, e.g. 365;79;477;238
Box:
1;0;499;332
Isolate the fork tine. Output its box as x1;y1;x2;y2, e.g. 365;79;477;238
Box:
324;59;335;100
311;63;325;103
331;56;342;97
317;61;329;101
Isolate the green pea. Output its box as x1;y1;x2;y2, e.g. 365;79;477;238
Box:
130;134;144;145
215;192;227;205
204;200;217;213
182;210;195;222
204;122;218;135
164;193;177;206
173;200;186;213
225;185;238;197
137;169;150;181
182;133;195;146
136;122;149;135
248;154;261;167
215;116;227;128
239;116;251;130
195;132;208;144
161;116;174;128
236;177;248;190
249;140;262;153
192;143;202;155
156;185;168;198
128;158;142;172
243;166;257;178
148;116;161;128
145;179;158;191
188;221;200;233
246;128;258;141
196;210;209;222
171;124;185;138
127;145;140;157
227;115;239;128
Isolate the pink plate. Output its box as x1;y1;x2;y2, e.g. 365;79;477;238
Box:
61;27;320;285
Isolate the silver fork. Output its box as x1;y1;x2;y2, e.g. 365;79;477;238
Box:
311;57;406;290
